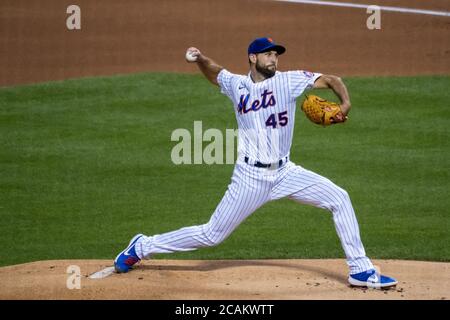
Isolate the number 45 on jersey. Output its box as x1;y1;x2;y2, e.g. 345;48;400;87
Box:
265;111;288;128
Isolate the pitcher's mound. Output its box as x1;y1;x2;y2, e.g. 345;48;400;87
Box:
0;259;448;300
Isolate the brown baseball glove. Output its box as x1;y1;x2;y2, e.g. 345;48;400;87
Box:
301;95;347;126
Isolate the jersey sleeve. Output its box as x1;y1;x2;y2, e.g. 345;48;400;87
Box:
288;70;323;99
217;69;237;98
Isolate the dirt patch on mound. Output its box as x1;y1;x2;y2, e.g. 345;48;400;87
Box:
0;259;448;300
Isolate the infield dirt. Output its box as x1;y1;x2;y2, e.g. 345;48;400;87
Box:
0;259;449;300
1;0;449;87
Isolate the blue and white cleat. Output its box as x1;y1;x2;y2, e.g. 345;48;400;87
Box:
114;234;144;273
348;269;398;289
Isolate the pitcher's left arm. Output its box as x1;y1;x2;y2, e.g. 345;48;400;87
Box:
313;75;351;121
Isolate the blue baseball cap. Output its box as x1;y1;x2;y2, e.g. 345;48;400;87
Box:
248;37;286;55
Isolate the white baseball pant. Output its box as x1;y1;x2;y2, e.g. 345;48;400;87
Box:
135;160;374;274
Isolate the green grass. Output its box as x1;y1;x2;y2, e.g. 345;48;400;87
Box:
1;73;449;266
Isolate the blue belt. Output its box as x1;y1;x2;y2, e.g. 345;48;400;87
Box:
244;156;288;168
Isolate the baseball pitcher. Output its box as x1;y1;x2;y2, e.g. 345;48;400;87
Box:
114;37;397;289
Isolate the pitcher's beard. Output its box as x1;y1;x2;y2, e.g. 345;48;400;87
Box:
256;62;276;79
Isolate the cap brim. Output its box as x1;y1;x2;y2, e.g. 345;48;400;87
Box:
255;44;286;55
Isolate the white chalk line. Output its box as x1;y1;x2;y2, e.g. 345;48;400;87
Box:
275;0;450;17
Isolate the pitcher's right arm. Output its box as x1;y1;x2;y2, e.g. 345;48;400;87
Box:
186;47;224;86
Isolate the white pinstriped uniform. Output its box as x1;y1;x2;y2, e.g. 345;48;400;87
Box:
136;69;374;274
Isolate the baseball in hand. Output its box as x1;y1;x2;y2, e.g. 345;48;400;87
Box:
185;48;199;62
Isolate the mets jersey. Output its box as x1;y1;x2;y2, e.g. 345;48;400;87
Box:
217;69;322;163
